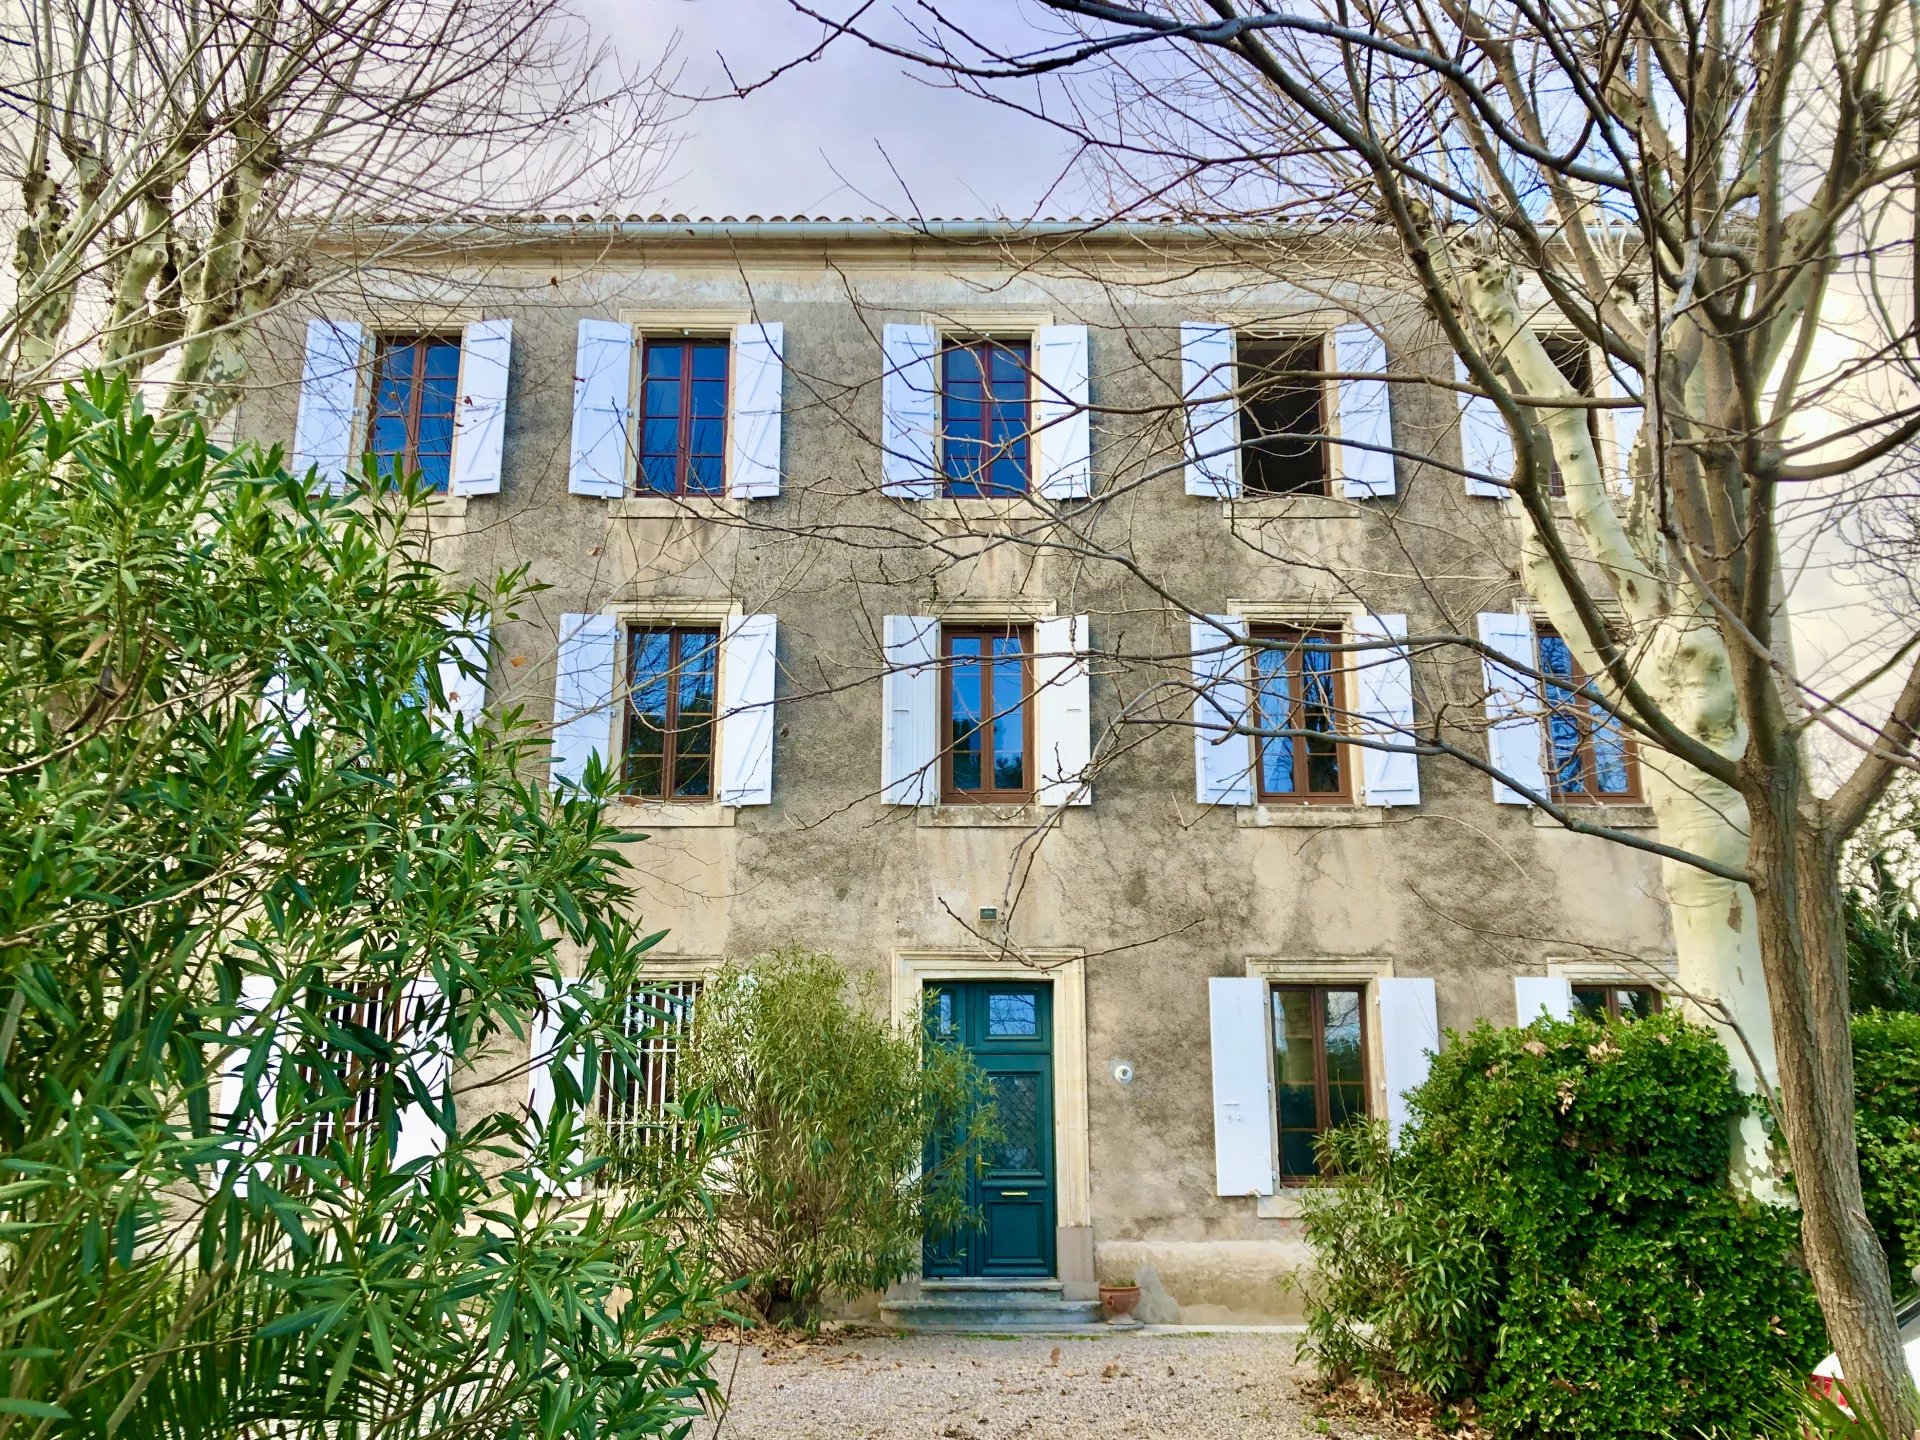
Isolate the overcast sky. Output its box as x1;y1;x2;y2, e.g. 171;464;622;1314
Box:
615;1;1097;218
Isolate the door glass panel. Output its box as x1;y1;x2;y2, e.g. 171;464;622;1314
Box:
990;1072;1040;1170
986;990;1038;1037
1273;988;1318;1129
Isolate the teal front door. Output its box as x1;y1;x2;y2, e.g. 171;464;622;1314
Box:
924;981;1057;1278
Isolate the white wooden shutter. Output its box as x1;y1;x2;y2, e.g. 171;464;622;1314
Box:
1456;354;1514;497
261;670;310;743
1190;615;1253;806
730;321;784;499
218;973;280;1136
1034;324;1092;499
881;324;940;498
550;613;619;790
291;318;365;496
1333;324;1396;498
1209;977;1276;1196
394;978;451;1166
1181;323;1240;498
1352;612;1420;807
1377;976;1438;1145
1035;614;1092;807
526;976;587;1194
1515;975;1575;1024
569;319;633;498
718;614;777;806
449;318;512;497
1476;611;1547;804
880;615;940;805
436;613;489;731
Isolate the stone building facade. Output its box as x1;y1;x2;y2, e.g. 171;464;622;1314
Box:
239;218;1676;1323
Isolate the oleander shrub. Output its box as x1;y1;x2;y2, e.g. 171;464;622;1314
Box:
1853;1009;1920;1284
1299;1013;1827;1439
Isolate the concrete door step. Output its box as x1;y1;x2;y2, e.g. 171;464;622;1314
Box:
881;1279;1102;1332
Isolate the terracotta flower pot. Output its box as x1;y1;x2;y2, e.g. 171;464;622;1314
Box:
1099;1283;1142;1321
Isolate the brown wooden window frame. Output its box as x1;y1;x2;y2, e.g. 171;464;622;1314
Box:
939;335;1033;498
1572;983;1665;1022
1535;625;1644;804
1249;625;1353;804
367;333;462;492
621;626;721;803
1239;334;1330;497
1271;982;1371;1185
636;336;730;498
939;623;1036;803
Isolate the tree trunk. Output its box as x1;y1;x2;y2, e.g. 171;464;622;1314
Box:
1748;775;1916;1428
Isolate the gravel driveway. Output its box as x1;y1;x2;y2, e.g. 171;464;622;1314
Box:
694;1329;1389;1440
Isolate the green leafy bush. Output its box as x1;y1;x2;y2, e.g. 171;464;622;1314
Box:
0;382;724;1437
667;949;999;1323
1300;1013;1827;1439
1854;1009;1920;1282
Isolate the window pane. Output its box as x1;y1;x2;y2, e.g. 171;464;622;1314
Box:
642;417;681;457
1618;987;1659;1021
624;632;673;796
1280;1129;1319;1179
948;640;983;792
1572;988;1608;1021
672;632;718;799
687;455;724;495
945;345;983;386
1254;648;1296;795
690;342;727;380
986;991;1038;1037
991;635;1026;791
645;378;683;420
988;343;1029;386
1301;642;1342;793
645;344;682;379
1591;711;1632;794
639;456;678;494
690;378;726;420
689;419;723;458
1538;633;1587;793
1323;989;1363;1083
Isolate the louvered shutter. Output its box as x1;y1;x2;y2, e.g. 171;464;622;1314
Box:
1035;615;1092;807
1034;324;1092;499
881;324;940;498
718;614;777;806
291;319;366;496
550;613;619;790
730;321;784;498
1456;355;1514;496
436;614;490;731
1352;612;1420;806
449;318;512;496
1515;975;1575;1024
1209;977;1276;1196
1190;615;1253;806
1377;976;1438;1145
569;319;633;498
394;978;452;1166
880;615;940;805
1477;611;1547;804
1333;324;1396;498
1181;323;1240;497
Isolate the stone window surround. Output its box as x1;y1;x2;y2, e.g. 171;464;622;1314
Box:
1244;953;1396;1219
603;598;743;828
889;947;1093;1297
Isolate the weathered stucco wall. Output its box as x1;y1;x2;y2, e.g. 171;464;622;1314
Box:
237;228;1677;1321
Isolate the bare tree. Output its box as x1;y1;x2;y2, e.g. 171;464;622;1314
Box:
2;0;674;416
712;0;1920;1421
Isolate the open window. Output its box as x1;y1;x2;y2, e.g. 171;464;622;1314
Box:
1540;335;1601;498
1240;336;1328;496
1272;984;1369;1182
1572;984;1663;1022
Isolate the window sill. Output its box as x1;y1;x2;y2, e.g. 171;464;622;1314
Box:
1224;494;1364;521
608;496;749;520
1237;804;1383;829
613;800;736;828
1530;803;1656;831
916;803;1052;829
1255;1189;1328;1219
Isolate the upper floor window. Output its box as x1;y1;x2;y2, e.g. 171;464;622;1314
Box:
369;335;460;491
623;627;720;801
1540;335;1600;498
1573;984;1663;1022
1251;626;1350;802
1537;627;1640;802
1273;983;1368;1182
942;338;1031;497
941;624;1032;801
1240;335;1328;495
639;338;729;496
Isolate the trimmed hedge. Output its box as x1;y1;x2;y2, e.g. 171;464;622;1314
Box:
1854;1009;1920;1283
1301;1013;1827;1439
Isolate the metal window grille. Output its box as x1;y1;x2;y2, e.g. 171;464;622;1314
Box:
599;980;702;1161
